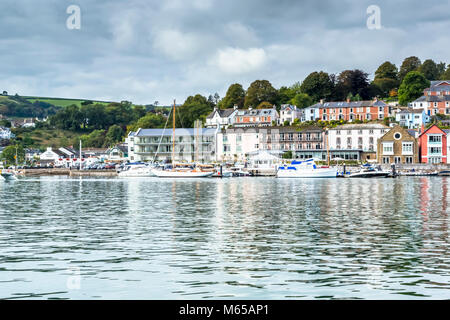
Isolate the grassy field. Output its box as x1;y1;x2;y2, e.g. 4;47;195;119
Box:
20;128;83;149
24;96;113;107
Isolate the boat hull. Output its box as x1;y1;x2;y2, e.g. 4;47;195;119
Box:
346;171;390;178
152;170;214;178
277;168;337;178
1;172;17;181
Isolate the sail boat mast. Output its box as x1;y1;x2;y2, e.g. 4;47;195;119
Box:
172;99;176;168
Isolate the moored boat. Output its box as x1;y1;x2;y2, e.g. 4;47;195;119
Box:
118;163;154;177
1;168;18;181
346;164;391;178
277;159;337;178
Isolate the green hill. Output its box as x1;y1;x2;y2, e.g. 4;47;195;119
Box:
23;96;113;108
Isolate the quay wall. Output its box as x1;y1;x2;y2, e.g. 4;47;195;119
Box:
20;169;117;177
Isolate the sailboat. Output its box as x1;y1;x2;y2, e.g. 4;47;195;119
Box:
152;100;213;178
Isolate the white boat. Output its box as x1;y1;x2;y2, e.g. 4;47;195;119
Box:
1;169;18;181
152;168;213;178
277;159;337;178
118;163;154;177
346;164;391;178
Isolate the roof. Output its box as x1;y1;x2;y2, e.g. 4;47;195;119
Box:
206;108;237;119
235;108;278;117
330;123;389;130
280;104;297;111
397;108;425;114
419;124;447;137
310;99;388;109
136;128;217;137
430;80;450;87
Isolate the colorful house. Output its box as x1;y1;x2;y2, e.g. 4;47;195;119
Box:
410;80;450;116
418;124;448;164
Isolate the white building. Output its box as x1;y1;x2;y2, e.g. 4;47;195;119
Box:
301;105;320;122
279;104;301;125
327;123;390;161
216;127;260;162
128;127;218;163
0;127;13;139
205;106;238;128
395;108;430;129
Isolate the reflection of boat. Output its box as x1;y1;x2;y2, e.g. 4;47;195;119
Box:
1;169;18;181
346;164;391;178
229;167;250;177
277;159;337;178
118;163;154;177
153;100;213;179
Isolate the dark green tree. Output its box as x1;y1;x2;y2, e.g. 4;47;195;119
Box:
418;59;440;81
291;93;313;108
398;71;430;105
171;94;214;128
300;71;334;102
218;83;245;109
0;145;25;166
103;125;124;147
244;80;278;108
398;56;421;82
334;69;371;100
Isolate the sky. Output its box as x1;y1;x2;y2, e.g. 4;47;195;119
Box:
0;0;449;105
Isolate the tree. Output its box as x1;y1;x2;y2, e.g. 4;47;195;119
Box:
171;94;214;128
213;93;220;105
291;93;313;108
133;113;166;130
437;62;446;79
418;59;440;81
300;71;334;102
277;82;302;105
80;130;106;148
334;69;371;100
0;145;25;166
398;71;430;105
441;66;450;80
244;80;278;108
218;83;245;109
103;125;124;147
398;56;421;82
256;101;273;109
372;61;399;97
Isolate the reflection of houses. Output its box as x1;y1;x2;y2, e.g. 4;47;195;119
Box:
311;98;391;122
205;106;238;128
328;124;389;161
128;128;217;163
377;125;419;164
279;104;301;125
395;108;430;129
233;107;279;127
410;80;450;116
418;124;448;164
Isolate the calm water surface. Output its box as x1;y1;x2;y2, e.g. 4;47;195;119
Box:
0;176;449;299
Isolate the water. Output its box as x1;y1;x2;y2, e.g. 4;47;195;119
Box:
0;176;449;299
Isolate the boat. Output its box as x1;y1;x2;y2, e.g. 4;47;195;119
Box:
152;100;213;178
118;163;154;177
1;168;18;181
346;164;391;178
399;171;438;176
277;159;337;178
438;170;450;176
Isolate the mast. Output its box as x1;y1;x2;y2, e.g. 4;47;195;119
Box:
172;99;176;168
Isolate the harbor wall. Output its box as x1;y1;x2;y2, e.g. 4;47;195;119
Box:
20;169;117;177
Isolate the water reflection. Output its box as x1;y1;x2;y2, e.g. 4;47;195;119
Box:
0;176;449;299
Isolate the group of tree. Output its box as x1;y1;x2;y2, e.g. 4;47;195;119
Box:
0;94;59;118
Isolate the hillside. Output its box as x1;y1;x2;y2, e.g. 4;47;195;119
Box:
24;96;113;108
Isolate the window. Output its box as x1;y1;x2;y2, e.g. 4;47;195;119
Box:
405;156;413;164
336;130;341;135
429;147;442;154
378;114;384;119
382;157;390;164
383;142;394;155
402;142;413;155
394;157;401;164
429;135;442;143
430;157;442;164
394;132;402;140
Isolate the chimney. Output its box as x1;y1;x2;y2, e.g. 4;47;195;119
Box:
213;107;218;112
233;104;238;110
249;107;253;111
320;99;324;105
346;98;351;103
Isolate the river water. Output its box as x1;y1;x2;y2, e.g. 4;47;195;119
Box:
0;176;449;299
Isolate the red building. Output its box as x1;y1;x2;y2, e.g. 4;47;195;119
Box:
313;98;390;122
418;124;448;164
410;80;450;116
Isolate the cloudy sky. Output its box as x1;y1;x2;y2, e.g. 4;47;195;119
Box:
0;0;449;105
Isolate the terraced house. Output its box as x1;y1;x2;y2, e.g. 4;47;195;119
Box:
377;126;419;165
410;80;450;116
311;98;391;122
233;106;279;127
418;124;448;164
